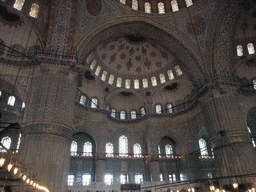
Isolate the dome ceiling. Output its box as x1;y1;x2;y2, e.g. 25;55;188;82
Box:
95;37;175;76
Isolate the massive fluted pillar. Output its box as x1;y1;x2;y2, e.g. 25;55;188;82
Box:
19;64;77;192
202;86;256;185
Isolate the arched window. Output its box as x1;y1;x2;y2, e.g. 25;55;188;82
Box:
134;79;139;89
151;77;157;86
133;143;142;157
0;136;11;152
83;141;92;156
80;95;86;105
101;71;107;81
29;3;39;18
140;107;146;116
7;96;15;106
106;142;114;157
16;133;22;152
95;66;101;76
13;0;25;10
167;70;174;80
117;77;122;87
145;2;151;13
120;0;126;4
158;2;165;14
22;102;25;109
171;0;179;12
159;74;166;84
119;135;128;157
247;127;256;147
111;109;116;118
199;138;208;157
253;80;256;90
132;0;138;10
158;145;161;158
165;144;173;157
91;98;98;108
166;104;172;113
185;0;193;7
90;59;97;70
156;104;162;114
143;78;148;88
175;65;182;75
108;75;114;85
68;175;75;186
236;45;243;56
247;43;255;55
0;91;2;97
125;79;130;89
120;111;126;120
131;110;136;119
71;141;77;156
86;53;94;64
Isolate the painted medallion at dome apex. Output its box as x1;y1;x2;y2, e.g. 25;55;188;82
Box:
95;37;175;76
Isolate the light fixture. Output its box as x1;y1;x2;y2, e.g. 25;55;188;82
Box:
30;180;33;185
13;167;18;175
0;157;5;167
233;182;238;189
215;189;220;192
26;178;30;184
22;175;27;181
7;163;13;172
210;185;215;191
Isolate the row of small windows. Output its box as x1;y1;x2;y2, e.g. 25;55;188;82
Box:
0;134;22;153
79;96;98;108
236;43;255;56
120;0;193;14
0;93;25;108
1;0;40;18
110;107;145;119
89;58;182;89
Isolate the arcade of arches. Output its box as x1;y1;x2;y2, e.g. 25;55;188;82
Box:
0;0;256;192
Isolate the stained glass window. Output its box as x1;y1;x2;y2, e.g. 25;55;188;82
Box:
134;79;139;89
91;98;98;108
159;74;166;84
167;104;172;113
120;0;126;4
0;91;1;97
80;95;86;105
68;175;74;186
133;143;142;157
135;174;143;184
131;110;136;119
199;138;208;157
165;144;173;157
185;0;193;7
211;148;214;157
143;78;148;88
151;77;157;86
180;173;186;181
140;107;146;116
160;173;163;181
132;0;138;10
111;109;116;118
90;59;97;70
247;43;255;55
95;66;101;76
167;70;174;80
171;0;179;12
13;0;25;11
247;127;256;147
156;104;162;114
106;142;114;157
117;77;122;87
0;136;11;152
125;79;130;89
108;75;114;84
175;65;182;75
82;174;91;186
16;133;21;152
105;174;113;185
71;141;77;156
87;53;94;64
169;174;176;182
83;141;92;156
7;96;15;106
158;2;165;14
237;45;243;56
22;102;25;109
119;135;128;157
120;111;126;120
29;3;39;18
101;71;107;81
145;2;151;13
158;145;161;157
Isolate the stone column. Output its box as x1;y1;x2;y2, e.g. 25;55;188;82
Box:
202;87;256;185
19;64;77;192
